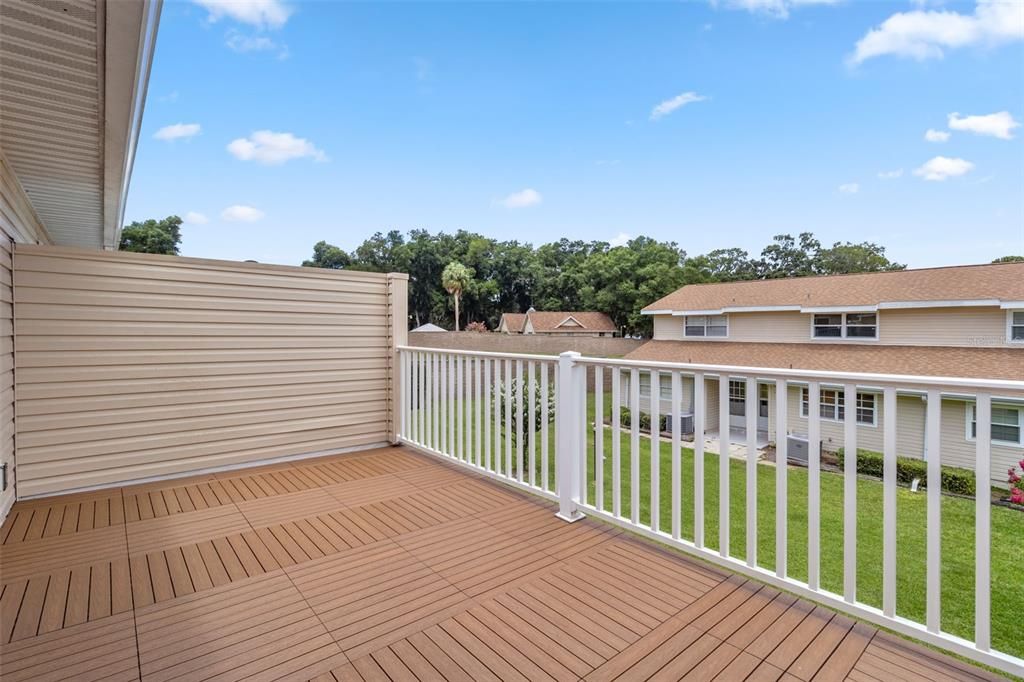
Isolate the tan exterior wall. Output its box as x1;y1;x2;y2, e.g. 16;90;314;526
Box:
0;156;53;520
651;307;1015;347
13;246;402;497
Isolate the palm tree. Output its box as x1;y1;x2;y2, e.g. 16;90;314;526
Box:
441;261;473;331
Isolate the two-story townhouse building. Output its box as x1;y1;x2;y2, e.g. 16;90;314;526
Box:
624;262;1024;485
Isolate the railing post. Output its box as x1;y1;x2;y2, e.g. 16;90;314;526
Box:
556;351;585;522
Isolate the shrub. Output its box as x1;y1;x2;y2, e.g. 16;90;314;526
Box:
1008;458;1024;505
619;407;668;433
465;321;488;333
836;448;976;496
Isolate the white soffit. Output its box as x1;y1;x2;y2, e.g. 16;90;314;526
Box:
0;0;160;249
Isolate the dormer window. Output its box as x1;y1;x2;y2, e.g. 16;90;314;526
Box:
684;314;728;338
812;312;877;340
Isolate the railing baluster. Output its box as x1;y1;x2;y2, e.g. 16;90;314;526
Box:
425;352;434;449
484;358;492;471
775;378;787;578
671;370;682;540
448;354;455;455
612;367;622;518
528;361;537;486
505;359;513;478
400;350;409;439
694;372;705;548
808;380;821;591
745;377;757;568
843;382;858;603
650;370;660;532
493;359;502;472
432;354;440;450
466;356;473;462
975;392;991;652
475;357;482;466
515;359;524;482
719;375;730;558
456;355;464;460
418;352;426;445
883;386;897;618
595;366;604;511
926;388;942;634
541;362;550;491
579;365;588;505
630;368;640;525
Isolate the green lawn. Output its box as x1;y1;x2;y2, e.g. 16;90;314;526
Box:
410;392;1023;659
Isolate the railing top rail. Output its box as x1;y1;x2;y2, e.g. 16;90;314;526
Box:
573;355;1024;393
397;345;557;363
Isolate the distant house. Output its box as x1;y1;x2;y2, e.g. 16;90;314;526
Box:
411;322;446;333
624;262;1024;484
498;308;617;337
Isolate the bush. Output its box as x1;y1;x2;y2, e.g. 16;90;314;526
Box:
464;321;488;333
1008;458;1024;505
619;407;668;434
836;448;976;496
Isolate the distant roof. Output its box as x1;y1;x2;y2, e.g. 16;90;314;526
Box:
512;311;614;331
624;340;1024;382
411;323;446;332
643;262;1024;314
499;313;527;332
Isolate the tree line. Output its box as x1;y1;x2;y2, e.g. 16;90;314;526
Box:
302;230;907;336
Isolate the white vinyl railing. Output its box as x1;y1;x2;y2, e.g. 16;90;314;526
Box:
398;346;1024;677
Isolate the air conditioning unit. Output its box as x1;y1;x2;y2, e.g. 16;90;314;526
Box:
671;413;694;436
785;433;820;465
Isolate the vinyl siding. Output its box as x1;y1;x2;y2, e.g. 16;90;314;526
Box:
651;307;1015;347
13;246;402;497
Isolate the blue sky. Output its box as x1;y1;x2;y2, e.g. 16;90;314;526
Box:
125;0;1024;267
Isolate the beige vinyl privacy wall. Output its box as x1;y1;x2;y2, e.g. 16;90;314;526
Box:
12;245;407;497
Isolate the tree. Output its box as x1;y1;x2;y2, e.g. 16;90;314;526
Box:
302;241;350;269
442;261;473;331
814;241;904;274
119;215;182;255
758;233;820;279
992;255;1024;263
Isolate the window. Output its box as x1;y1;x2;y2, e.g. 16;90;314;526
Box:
801;388;876;426
684;315;728;338
729;379;746;417
812;312;877;340
968;404;1023;445
1010;311;1024;342
638;373;673;400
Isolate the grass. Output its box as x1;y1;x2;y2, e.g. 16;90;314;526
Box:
409;392;1023;660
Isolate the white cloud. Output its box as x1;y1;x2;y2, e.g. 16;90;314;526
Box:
227;130;327;165
848;0;1024;65
225;29;289;58
913;156;975;181
650;92;708;121
498;189;542;209
183;211;209;225
221;205;265;222
924;128;950;142
948;110;1020;139
154;123;201;141
713;0;840;20
838;182;860;194
159;91;179;103
877;168;904;179
193;0;292;29
609;232;632;247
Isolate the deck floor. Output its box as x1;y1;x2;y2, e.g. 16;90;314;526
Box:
0;446;1002;681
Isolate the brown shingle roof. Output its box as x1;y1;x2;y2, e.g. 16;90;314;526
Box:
623;340;1024;381
525;311;617;332
643;262;1024;313
499;313;527;332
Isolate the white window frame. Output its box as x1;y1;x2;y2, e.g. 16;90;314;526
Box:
800;387;878;427
683;314;729;339
966;402;1024;446
809;312;879;341
638;373;673;400
1008;310;1024;344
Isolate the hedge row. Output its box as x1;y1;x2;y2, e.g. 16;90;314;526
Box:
619;408;669;434
836;448;976;496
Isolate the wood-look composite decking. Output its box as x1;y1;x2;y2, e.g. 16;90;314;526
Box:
0;446;1002;681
